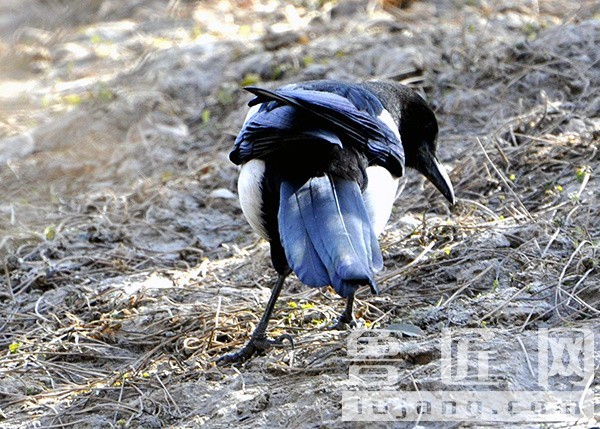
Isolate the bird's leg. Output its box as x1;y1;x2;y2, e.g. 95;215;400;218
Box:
217;269;293;365
329;292;357;330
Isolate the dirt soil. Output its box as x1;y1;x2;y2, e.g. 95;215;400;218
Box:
0;0;599;428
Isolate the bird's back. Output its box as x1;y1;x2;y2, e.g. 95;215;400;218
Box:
231;81;406;297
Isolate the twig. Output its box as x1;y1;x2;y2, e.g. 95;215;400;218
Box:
555;240;590;319
155;373;182;417
442;265;495;308
476;137;534;222
379;240;436;287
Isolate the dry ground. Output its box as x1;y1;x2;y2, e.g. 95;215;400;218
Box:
0;0;599;428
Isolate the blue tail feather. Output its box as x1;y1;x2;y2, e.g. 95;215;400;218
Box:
279;181;330;287
330;179;382;294
278;175;382;297
332;179;384;272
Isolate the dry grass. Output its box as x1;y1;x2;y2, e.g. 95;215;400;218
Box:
0;0;598;427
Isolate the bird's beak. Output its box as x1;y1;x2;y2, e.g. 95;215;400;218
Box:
422;154;455;205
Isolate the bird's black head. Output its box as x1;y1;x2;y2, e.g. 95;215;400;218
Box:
363;81;455;205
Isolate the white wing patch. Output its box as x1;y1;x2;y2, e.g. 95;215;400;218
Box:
361;108;402;236
238;159;268;239
243;103;261;125
363;165;399;236
378;108;401;140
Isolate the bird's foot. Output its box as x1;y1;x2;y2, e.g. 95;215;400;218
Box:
217;333;294;365
328;314;357;330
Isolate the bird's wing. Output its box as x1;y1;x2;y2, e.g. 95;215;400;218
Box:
231;84;405;176
253;80;385;116
231;104;342;164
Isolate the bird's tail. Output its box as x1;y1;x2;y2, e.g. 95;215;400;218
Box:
278;175;383;297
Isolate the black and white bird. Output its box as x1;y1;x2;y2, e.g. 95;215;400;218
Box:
218;80;455;364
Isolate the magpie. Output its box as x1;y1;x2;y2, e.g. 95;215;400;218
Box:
218;80;455;364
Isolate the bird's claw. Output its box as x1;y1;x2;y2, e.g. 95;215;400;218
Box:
266;333;294;349
328;314;357;330
217;333;294;366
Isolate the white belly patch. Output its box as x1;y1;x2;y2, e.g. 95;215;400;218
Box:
238;159;268;239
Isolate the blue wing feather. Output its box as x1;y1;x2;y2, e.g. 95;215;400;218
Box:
243;86;404;174
251;80;385;116
230;82;405;176
232;104;343;163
